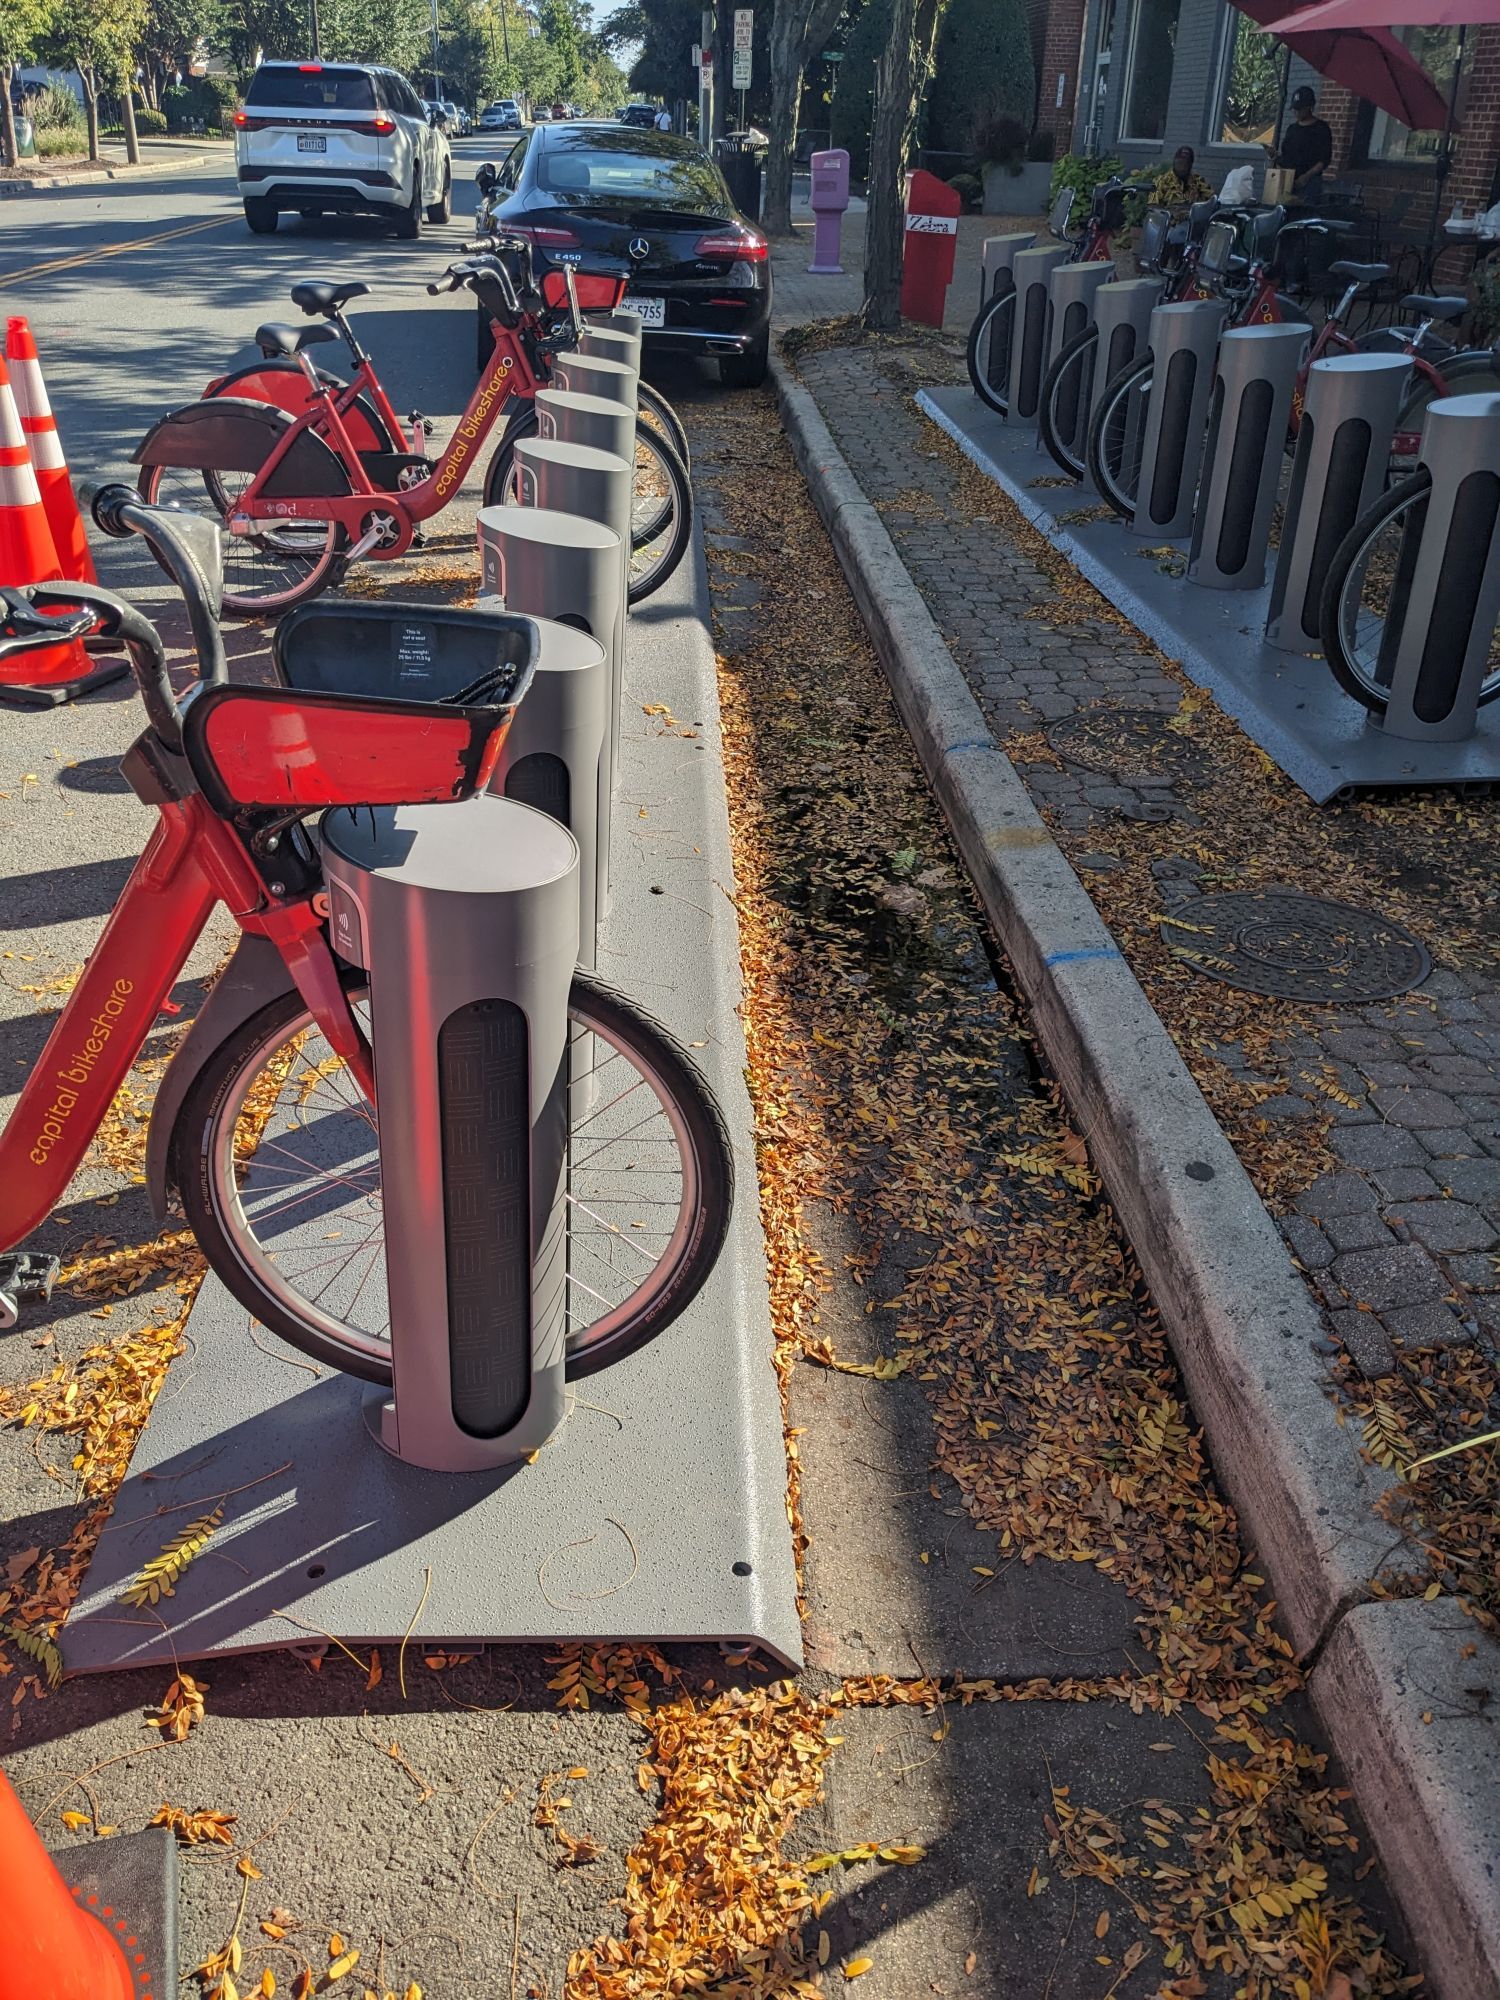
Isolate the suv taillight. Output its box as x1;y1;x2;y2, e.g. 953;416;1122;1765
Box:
695;225;768;263
354;115;396;135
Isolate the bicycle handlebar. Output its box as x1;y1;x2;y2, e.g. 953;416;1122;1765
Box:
83;480;228;698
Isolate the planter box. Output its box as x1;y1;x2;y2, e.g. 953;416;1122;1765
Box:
982;159;1051;217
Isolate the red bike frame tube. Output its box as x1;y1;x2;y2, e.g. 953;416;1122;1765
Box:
225;326;540;548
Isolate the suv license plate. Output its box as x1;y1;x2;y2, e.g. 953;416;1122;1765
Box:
629;295;665;327
297;133;326;152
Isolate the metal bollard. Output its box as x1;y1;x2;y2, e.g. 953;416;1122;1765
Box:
511;436;634;801
1131;298;1227;540
552;349;639;417
1376;392;1500;742
483;608;610;968
320;794;579;1472
475;505;622;928
1041;259;1113;459
536;386;635;467
980;229;1034;311
585;307;644;348
1007;244;1070;424
1090;278;1159;426
1265;352;1409;656
578;324;641;372
1188;323;1307;590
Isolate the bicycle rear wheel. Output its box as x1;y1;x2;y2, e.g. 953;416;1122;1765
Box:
637;381;691;474
965;290;1017;417
173;971;733;1383
1086;354;1154;520
1037;325;1098;480
138;461;342;618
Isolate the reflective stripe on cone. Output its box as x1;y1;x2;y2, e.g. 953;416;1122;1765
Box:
0;352;93;688
5;317;97;584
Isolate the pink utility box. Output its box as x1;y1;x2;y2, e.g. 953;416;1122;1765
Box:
807;148;851;274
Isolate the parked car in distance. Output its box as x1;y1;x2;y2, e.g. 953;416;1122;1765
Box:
234;60;453;236
479;122;770;385
479;99;522;131
441;99;468;135
619;103;657;127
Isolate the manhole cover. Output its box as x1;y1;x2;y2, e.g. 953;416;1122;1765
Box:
1047;706;1202;780
1166;890;1430;1002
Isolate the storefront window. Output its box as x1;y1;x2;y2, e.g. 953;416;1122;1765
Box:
1119;0;1182;141
1368;25;1462;162
1217;10;1282;148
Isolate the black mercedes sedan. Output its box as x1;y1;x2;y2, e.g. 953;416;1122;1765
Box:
480;122;771;387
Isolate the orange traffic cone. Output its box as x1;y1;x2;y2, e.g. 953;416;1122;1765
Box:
0;352;124;709
5;319;97;585
0;1768;140;2000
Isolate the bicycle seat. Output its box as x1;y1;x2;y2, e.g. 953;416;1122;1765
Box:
1401;292;1468;322
1329;260;1389;285
254;321;340;358
291;278;371;317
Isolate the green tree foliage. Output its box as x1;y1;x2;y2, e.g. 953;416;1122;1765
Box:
830;0;889;179
138;0;226;102
40;0;149;158
600;0;697;106
1;0;54;165
926;0;1032;156
318;0;431;70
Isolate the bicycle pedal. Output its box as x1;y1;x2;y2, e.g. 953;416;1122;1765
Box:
409;411;435;436
0;1251;60;1330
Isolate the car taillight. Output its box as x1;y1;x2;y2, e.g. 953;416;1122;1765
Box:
512;222;580;249
695;225;768;262
232;109;250;128
298;62;323;71
354;115;396;135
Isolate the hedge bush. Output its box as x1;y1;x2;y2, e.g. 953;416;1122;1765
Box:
133;103;168;136
928;0;1034;159
829;0;890;181
31;85;85;131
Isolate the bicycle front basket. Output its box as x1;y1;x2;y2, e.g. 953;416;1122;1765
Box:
542;267;629;313
182;602;538;814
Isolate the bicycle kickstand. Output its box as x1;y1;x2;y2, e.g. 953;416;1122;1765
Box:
0;1251;61;1330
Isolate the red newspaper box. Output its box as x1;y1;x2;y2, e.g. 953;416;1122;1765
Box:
900;170;960;328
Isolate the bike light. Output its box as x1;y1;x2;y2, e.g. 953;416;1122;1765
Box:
694;225;768;263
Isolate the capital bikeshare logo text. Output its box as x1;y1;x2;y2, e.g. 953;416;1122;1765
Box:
29;977;134;1166
434;352;515;499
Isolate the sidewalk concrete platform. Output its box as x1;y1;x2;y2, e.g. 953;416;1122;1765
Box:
917;383;1500;805
60;529;801;1675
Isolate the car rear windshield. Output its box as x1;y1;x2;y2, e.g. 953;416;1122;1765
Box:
537;131;730;213
245;64;377;111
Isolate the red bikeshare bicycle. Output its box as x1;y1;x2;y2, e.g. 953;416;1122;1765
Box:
0;487;731;1377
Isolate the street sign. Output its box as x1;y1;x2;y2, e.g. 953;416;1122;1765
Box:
824;47;844;59
732;46;751;88
733;8;753;48
700;42;713;69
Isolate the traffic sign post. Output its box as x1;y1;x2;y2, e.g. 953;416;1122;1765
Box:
732;9;752;123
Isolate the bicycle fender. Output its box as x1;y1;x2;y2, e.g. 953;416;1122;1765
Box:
145;934;295;1219
204;361;398;457
132;398;353;499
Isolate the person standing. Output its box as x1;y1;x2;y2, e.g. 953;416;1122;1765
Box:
1276;86;1334;203
655;105;673;131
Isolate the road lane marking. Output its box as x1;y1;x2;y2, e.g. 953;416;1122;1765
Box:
0;214;230;288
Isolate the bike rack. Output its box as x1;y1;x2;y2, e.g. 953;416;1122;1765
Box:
478;478;619;967
1008;245;1070;424
1131;298;1226;541
1374;392;1500;743
320;793;581;1472
577;323;641;372
1266;352;1409;657
1089;278;1158;425
1041;259;1113;462
1188;323;1307;591
537;386;635;467
979;229;1034;312
552;349;639;417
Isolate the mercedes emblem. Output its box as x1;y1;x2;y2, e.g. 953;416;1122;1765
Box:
628;236;650;261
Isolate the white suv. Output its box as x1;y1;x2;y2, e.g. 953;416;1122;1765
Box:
234;60;452;237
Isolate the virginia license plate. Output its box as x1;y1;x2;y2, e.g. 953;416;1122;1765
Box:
629;294;665;327
297;133;326;152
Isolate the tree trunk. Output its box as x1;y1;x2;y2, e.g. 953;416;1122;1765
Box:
763;4;803;236
861;0;943;330
1;64;18;170
122;80;140;165
83;73;101;161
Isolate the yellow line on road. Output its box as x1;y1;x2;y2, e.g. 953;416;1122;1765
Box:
0;214;228;288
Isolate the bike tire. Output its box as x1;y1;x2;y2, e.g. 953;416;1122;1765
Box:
965;289;1017;417
1037;325;1097;481
637;381;691;474
1314;468;1498;716
172;970;735;1384
1397;348;1500;438
1085;353;1154;521
138;460;343;619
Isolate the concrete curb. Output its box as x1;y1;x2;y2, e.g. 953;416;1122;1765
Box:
770;348;1500;1992
0;152;209;196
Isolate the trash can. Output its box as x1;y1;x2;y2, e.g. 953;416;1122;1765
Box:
717;132;766;219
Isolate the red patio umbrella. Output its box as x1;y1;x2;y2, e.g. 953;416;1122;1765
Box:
1274;0;1499;29
1235;0;1453;129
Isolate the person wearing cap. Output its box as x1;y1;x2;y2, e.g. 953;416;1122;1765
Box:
1276;87;1333;203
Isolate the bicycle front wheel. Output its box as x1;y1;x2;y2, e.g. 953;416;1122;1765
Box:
1315;468;1500;715
139;460;342;618
637;381;691;474
1037;325;1098;480
965;290;1017;416
1086;354;1154;521
172;971;734;1383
